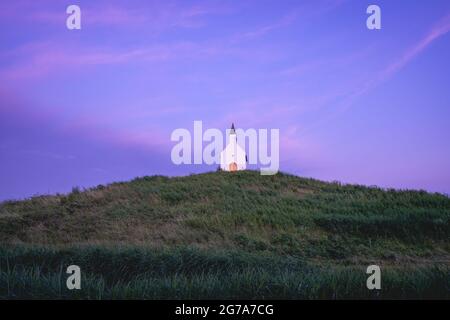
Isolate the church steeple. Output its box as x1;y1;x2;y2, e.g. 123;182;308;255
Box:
230;123;236;134
220;122;246;172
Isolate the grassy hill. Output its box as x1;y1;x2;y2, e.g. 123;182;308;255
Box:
0;171;449;299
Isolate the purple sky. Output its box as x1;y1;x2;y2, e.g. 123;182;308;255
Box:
1;0;450;200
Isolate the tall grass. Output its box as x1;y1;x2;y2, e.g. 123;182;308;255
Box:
0;246;448;299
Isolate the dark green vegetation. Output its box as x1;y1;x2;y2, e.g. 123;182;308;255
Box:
0;171;449;299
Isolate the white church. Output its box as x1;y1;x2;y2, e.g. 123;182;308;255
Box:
220;123;247;171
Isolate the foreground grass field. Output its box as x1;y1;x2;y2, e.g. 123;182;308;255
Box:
0;171;449;299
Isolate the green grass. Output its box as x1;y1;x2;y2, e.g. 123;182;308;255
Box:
0;170;449;299
0;246;448;299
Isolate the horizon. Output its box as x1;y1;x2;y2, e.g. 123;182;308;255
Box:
1;0;450;200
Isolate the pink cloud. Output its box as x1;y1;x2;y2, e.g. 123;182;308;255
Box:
0;1;231;29
70;123;170;152
381;13;450;79
348;13;450;104
233;12;298;41
0;89;171;155
0;35;288;82
0;41;199;81
231;0;346;43
300;12;450;135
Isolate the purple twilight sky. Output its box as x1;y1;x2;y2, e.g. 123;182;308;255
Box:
1;0;450;200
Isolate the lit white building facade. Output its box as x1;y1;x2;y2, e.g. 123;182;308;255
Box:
220;123;247;171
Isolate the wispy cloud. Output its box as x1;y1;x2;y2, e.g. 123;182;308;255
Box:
299;12;450;135
0;1;231;29
348;12;450;106
19;149;76;160
0;41;202;80
0;89;171;158
231;0;346;42
232;12;298;41
0;35;287;81
381;13;450;79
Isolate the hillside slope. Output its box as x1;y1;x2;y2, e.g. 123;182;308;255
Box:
0;171;449;299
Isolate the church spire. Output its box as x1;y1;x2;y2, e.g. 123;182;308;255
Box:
230;123;236;134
